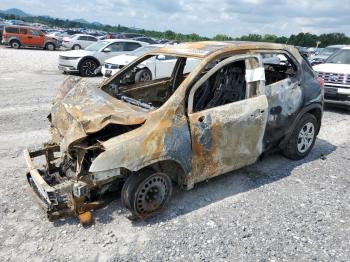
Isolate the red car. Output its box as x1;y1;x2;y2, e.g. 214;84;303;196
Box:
2;25;59;50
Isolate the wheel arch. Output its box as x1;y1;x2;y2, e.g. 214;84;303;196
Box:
280;102;323;147
9;37;21;45
137;159;187;188
77;56;101;69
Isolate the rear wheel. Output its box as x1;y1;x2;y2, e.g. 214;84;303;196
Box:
10;40;20;49
45;42;56;51
72;44;81;50
79;59;98;77
282;113;318;160
121;170;173;218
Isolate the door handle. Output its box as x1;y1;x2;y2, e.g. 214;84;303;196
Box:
28;36;33;38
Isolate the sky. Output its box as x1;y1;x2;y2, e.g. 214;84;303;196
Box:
1;0;350;37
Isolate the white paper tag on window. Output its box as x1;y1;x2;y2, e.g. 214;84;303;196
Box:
245;67;265;82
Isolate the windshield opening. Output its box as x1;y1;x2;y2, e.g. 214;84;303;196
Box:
85;41;109;51
102;54;201;109
326;49;350;64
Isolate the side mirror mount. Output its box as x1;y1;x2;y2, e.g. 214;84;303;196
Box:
156;55;166;60
103;48;112;53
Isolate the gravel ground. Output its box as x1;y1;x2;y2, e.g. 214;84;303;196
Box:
0;46;349;262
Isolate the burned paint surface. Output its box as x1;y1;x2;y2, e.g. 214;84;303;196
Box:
187;96;268;186
23;41;323;221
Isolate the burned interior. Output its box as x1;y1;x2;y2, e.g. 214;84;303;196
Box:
102;54;198;109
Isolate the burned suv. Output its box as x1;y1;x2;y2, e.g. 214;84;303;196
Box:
24;42;324;222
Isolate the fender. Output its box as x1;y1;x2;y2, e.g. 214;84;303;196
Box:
280;102;323;147
89;112;192;180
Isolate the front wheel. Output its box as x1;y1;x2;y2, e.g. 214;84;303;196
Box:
121;170;173;218
135;68;152;83
282;113;318;160
79;59;98;77
45;42;56;51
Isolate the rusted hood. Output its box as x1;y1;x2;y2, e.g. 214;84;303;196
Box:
50;82;148;149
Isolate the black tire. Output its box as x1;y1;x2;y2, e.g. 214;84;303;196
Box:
45;42;56;51
135;68;152;83
282;113;318;160
10;40;20;49
72;44;81;50
79;58;98;77
121;170;173;218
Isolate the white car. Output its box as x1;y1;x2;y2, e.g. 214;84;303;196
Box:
46;31;63;42
313;46;350;108
101;45;199;81
58;39;147;76
62;34;98;50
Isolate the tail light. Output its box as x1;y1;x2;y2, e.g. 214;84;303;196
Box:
3;32;8;39
316;76;324;89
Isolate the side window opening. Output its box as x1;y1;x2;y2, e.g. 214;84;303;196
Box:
262;53;297;85
102;55;200;110
108;42;123;52
5;27;19;33
192;60;246;112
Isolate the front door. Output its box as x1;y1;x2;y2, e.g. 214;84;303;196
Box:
27;29;44;47
187;55;268;183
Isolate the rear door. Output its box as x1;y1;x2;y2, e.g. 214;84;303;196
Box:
187;55;268;183
17;28;29;45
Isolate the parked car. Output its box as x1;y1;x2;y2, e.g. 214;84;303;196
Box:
46;31;63;42
101;44;199;80
25;41;323;223
131;36;158;44
309;45;347;66
62;34;98;50
313;46;350;108
1;25;59;50
58;39;148;76
0;24;5;41
116;32;146;39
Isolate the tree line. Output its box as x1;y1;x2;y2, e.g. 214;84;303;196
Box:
2;13;350;47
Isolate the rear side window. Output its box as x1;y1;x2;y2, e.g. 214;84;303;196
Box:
124;42;141;51
19;28;28;34
107;42;124;52
261;53;297;85
5;27;19;33
87;36;97;42
78;36;87;40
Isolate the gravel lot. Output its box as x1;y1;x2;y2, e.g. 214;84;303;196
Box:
0;46;349;262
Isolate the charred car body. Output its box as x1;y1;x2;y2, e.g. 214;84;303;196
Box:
24;41;324;222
